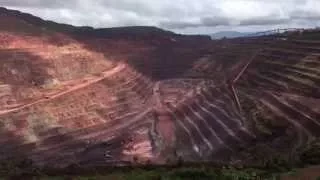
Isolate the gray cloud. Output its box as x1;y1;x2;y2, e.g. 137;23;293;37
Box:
1;0;320;33
160;17;231;29
201;17;231;26
0;0;75;9
290;10;320;20
160;21;201;29
240;17;290;26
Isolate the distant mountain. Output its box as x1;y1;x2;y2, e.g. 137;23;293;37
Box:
210;31;250;39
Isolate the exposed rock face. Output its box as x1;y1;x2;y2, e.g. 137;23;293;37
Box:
0;7;319;168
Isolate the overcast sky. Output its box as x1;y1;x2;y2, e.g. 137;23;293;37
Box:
1;0;320;34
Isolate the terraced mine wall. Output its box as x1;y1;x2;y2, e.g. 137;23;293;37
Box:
0;64;155;167
0;7;320;169
149;34;320;166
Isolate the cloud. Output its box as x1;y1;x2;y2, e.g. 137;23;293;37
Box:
201;17;232;26
290;10;320;20
289;0;320;19
0;0;75;9
160;16;231;29
240;16;290;26
160;21;201;29
1;0;320;33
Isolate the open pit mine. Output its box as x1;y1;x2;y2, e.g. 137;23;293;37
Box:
0;7;319;168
